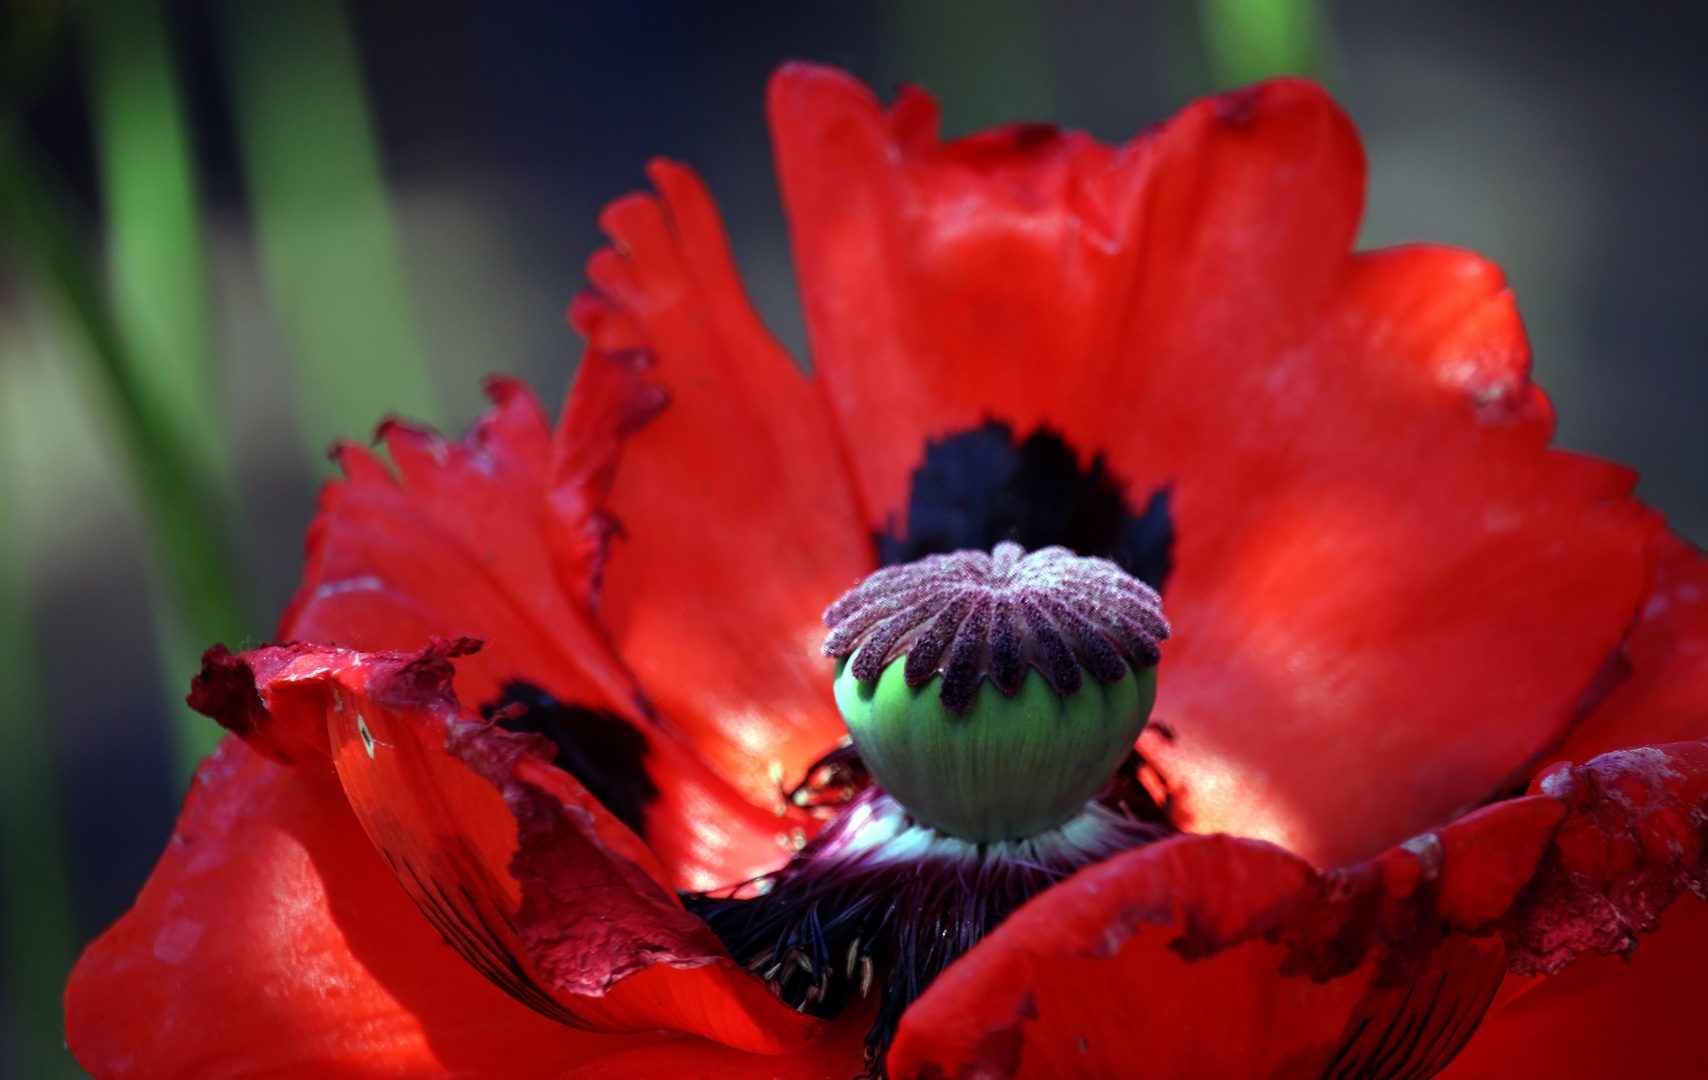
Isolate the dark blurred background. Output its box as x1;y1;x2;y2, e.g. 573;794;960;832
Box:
1;1;1704;1075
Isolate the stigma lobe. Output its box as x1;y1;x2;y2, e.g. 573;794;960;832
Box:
823;541;1169;711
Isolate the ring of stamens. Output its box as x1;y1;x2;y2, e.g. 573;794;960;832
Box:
688;751;1170;1068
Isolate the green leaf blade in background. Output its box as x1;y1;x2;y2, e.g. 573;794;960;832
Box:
81;0;241;778
0;121;250;780
220;0;439;465
1197;0;1330;89
83;0;221;470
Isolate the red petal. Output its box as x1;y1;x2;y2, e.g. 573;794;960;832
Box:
1502;740;1708;975
771;64;1179;527
885;838;1373;1080
1144;248;1656;867
889;731;1708;1078
570;158;872;805
66;738;658;1079
191;641;820;1053
1437;896;1708;1079
284;379;633;714
887;799;1561;1080
770;64;1659;866
554;1003;875;1079
1554;531;1708;764
1429;735;1708;1076
281;380;797;886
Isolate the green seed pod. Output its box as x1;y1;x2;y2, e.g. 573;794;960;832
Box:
822;542;1170;843
834;654;1156;842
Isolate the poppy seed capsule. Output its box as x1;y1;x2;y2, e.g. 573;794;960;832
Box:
823;542;1169;843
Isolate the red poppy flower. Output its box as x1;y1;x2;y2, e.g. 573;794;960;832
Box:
65;64;1708;1079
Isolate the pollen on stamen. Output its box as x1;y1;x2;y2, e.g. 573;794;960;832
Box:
822;541;1169;710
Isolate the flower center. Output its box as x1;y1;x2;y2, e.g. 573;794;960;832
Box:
822;541;1169;841
688;445;1177;1071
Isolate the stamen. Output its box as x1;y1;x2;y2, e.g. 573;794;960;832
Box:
687;750;1171;1072
784;739;869;813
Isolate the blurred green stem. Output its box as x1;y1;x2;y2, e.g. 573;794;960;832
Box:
220;0;438;465
81;0;238;780
1197;0;1328;88
83;0;221;468
0;118;249;781
0;367;85;1079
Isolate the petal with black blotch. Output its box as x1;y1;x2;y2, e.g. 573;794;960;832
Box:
770;64;1658;867
569;158;872;808
282;379;801;887
187;640;821;1053
284;379;633;715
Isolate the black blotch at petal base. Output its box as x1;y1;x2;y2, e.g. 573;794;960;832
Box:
481;683;658;838
877;421;1173;591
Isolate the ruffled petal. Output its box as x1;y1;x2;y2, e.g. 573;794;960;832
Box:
887;723;1708;1077
284;379;633;713
1500;740;1708;975
1553;531;1708;764
570;159;872;805
65;737;659;1080
887;796;1563;1080
282;380;797;886
1421;736;1708;1076
770;64;1659;866
1437;897;1708;1078
188;641;821;1054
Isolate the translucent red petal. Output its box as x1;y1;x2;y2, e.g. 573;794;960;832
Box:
1552;531;1708;764
182;641;821;1054
571;159;873;807
283;380;799;887
769;64;1661;867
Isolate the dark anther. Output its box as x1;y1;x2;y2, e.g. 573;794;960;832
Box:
785;741;872;815
1102;749;1172;826
876;421;1174;591
481;683;657;837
